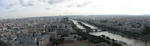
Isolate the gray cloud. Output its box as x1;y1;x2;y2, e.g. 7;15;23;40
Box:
18;0;67;6
77;1;91;7
19;0;38;6
67;1;91;8
0;0;20;9
48;0;66;4
0;0;67;9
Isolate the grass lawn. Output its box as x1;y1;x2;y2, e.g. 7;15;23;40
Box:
64;42;89;46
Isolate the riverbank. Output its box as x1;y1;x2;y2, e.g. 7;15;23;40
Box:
71;20;123;46
82;21;144;40
73;19;150;46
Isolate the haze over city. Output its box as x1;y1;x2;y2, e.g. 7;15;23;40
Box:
1;0;150;18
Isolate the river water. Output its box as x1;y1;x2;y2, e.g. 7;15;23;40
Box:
72;20;150;46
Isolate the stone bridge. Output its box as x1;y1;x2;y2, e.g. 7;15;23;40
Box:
80;29;101;32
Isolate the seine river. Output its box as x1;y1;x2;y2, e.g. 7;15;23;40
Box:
72;20;150;46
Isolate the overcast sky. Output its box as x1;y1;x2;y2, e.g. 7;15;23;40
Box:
0;0;150;18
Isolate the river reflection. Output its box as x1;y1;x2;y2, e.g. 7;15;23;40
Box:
72;20;85;29
90;32;148;46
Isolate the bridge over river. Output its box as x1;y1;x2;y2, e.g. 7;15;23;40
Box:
80;29;102;32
